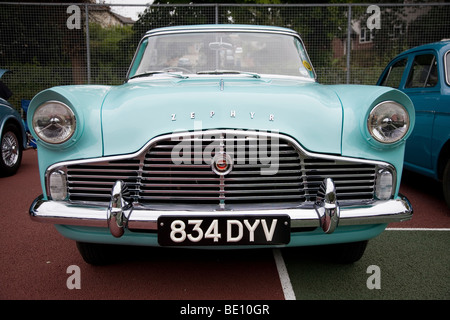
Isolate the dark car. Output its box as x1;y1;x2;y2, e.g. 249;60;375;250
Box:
0;69;27;176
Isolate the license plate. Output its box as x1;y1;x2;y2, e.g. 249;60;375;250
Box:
157;215;290;246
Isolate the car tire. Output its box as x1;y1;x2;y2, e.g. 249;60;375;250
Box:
443;159;450;209
0;123;22;176
324;240;368;264
76;241;118;266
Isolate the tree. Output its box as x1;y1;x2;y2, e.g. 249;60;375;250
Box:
0;0;90;84
407;5;450;47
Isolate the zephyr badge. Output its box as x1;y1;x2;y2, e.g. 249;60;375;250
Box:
211;152;233;176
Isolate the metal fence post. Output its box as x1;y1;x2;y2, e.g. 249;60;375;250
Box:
215;4;219;24
346;4;351;84
85;4;91;84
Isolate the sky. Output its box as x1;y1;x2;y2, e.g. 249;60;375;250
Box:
97;0;154;21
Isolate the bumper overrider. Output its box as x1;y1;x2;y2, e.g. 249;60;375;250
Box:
30;178;413;239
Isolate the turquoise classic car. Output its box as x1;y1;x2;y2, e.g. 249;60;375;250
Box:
378;40;450;208
29;25;414;265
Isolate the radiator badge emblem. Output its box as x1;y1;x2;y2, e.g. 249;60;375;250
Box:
212;152;233;176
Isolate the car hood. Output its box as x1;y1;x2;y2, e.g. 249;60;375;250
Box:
101;77;343;156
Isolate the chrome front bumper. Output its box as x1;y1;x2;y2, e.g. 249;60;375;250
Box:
30;179;413;237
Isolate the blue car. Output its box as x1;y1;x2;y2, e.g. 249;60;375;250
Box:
28;25;414;265
378;40;450;208
0;69;27;176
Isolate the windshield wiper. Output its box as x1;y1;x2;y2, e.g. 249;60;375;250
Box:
129;70;189;80
196;70;261;78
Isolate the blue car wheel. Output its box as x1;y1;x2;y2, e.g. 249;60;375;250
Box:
76;241;121;266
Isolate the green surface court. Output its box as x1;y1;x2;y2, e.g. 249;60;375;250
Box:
281;229;449;300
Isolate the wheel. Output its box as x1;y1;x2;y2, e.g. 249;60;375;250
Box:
76;242;118;266
0;123;22;176
443;159;450;209
324;240;369;264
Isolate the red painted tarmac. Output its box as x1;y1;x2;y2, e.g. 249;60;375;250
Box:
392;168;450;229
0;150;284;300
0;150;448;299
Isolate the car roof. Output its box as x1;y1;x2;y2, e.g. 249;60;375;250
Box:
399;40;450;57
145;24;299;36
0;69;9;80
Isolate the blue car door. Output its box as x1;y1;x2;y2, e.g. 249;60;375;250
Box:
402;50;440;176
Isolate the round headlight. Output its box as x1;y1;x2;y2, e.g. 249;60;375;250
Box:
32;101;76;144
367;101;409;144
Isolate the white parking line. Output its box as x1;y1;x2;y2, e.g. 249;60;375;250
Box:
273;249;296;300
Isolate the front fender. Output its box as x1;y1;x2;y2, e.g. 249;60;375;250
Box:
0;114;27;150
0;99;28;150
27;85;112;196
331;84;415;193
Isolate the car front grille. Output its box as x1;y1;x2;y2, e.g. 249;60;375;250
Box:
65;131;377;209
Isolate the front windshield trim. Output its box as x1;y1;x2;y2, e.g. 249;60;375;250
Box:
127;73;316;84
128;70;189;80
127;28;317;81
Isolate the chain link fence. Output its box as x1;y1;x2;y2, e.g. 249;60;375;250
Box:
0;2;449;112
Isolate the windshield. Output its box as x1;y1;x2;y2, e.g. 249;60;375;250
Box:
129;31;316;80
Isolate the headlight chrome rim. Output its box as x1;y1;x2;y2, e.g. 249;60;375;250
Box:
367;101;410;144
32;101;77;145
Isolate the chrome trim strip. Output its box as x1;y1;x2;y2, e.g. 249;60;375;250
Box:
30;194;413;231
144;26;299;38
444;50;450;86
127;73;317;83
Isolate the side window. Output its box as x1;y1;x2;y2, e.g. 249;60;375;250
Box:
380;58;407;88
406;54;438;88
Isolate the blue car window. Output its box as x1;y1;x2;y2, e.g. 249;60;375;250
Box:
380;58;407;88
406;54;438;88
